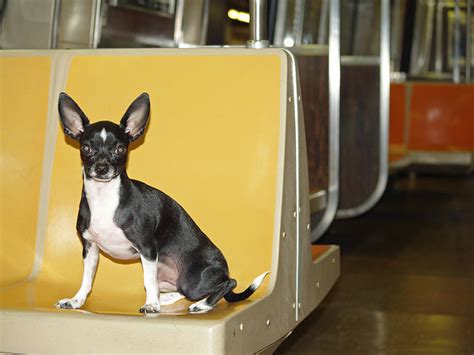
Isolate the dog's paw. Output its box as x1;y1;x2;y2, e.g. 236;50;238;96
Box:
189;299;213;314
139;303;161;314
55;297;84;309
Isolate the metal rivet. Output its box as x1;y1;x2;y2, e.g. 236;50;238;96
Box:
288;96;293;102
292;303;296;309
293;211;297;218
266;319;270;326
298;96;301;101
307;223;310;230
240;323;244;331
282;232;286;238
316;282;320;288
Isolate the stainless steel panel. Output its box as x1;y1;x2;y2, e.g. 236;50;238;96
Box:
178;0;209;46
340;0;380;56
57;0;99;48
100;0;208;48
0;0;56;49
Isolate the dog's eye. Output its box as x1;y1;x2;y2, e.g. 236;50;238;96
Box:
115;146;126;155
81;145;92;155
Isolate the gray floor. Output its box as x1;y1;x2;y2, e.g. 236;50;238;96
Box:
276;173;474;354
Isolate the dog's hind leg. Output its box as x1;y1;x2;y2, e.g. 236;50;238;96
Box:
188;279;236;313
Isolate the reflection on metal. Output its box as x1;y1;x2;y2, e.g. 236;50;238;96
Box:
50;0;61;49
453;1;462;82
293;0;306;45
273;0;288;45
336;0;390;219
311;0;339;241
390;152;473;170
247;0;270;48
274;0;330;47
174;0;184;45
436;0;444;72
317;0;329;44
410;1;435;75
274;0;305;46
0;0;56;49
55;0;101;48
284;49;302;322
410;0;472;81
175;0;209;47
290;45;329;56
340;0;380;56
340;55;380;65
97;0;208;48
467;0;472;81
391;0;407;72
92;0;103;48
310;189;327;214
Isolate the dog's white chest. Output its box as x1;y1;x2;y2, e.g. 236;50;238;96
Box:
83;177;138;260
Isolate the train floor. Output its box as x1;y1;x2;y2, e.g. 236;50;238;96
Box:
276;172;473;354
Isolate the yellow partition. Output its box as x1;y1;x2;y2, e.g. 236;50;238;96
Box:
0;56;52;287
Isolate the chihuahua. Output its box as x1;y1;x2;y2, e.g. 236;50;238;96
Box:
55;92;267;314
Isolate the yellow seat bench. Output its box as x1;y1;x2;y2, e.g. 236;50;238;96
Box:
0;48;339;354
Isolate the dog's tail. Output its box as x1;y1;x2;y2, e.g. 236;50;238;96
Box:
224;271;269;303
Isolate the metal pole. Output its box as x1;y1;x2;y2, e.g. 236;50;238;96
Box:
312;0;340;239
467;0;472;82
92;0;103;48
453;0;461;83
247;0;269;48
49;0;61;49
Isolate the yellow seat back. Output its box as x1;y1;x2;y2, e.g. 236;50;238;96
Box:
1;49;286;314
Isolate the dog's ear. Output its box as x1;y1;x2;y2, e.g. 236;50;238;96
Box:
120;93;150;141
58;92;90;140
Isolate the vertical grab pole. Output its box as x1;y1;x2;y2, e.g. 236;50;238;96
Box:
467;0;472;82
453;0;461;83
247;0;270;48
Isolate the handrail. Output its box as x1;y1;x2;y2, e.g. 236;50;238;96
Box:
247;0;270;49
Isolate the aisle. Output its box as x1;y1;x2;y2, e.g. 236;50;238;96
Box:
277;173;474;354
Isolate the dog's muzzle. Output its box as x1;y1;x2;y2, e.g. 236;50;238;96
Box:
88;164;116;181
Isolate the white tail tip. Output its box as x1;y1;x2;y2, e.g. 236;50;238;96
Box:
250;271;270;290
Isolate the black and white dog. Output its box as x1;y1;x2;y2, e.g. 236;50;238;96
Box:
55;92;267;314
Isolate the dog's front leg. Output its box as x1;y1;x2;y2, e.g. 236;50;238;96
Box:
139;254;160;314
56;241;99;309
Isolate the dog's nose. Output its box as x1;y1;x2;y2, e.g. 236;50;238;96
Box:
95;163;109;175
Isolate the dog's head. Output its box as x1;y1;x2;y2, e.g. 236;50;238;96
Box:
58;92;150;182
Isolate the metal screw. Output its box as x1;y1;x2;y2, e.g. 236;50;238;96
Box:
293;211;297;218
298;302;301;309
266;319;270;326
332;258;336;263
240;323;244;331
316;282;320;288
306;223;310;230
288;96;293;102
282;232;286;238
292;303;295;309
298;96;301;101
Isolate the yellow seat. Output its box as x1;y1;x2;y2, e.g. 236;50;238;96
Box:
0;48;339;353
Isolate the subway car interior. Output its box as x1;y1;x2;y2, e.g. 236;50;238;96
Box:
0;0;472;353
